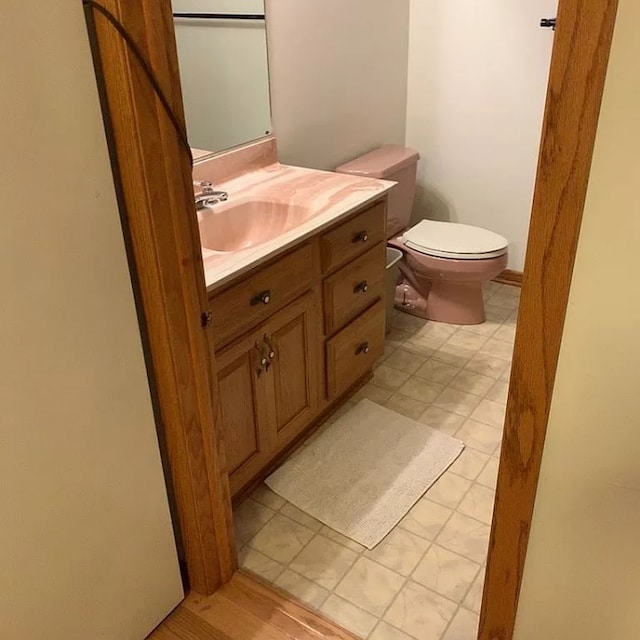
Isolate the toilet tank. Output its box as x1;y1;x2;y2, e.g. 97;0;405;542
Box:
336;146;420;238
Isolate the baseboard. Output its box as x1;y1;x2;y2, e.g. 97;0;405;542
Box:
494;269;523;288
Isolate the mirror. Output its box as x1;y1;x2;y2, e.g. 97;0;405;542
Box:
172;0;272;160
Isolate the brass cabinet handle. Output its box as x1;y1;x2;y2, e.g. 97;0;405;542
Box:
263;335;276;361
254;341;269;376
355;341;370;356
250;290;271;306
352;231;369;244
353;280;369;294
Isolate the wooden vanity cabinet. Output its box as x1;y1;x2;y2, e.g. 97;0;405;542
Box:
215;290;321;495
209;198;388;497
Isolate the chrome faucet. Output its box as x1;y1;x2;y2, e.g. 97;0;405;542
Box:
193;180;228;209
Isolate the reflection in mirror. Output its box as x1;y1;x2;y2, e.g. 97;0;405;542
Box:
172;0;272;159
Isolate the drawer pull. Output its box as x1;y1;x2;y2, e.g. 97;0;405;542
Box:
250;290;271;306
353;280;369;294
352;231;369;244
355;341;370;356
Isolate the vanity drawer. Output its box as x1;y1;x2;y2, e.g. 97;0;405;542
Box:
210;244;315;348
323;243;385;335
326;300;385;399
320;201;386;274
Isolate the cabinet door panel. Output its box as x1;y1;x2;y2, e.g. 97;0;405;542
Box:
217;353;261;475
267;290;322;448
272;315;310;430
216;329;272;495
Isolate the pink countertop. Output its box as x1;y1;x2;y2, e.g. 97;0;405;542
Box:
199;162;396;292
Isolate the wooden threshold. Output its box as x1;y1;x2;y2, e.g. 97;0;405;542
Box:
148;572;358;640
493;269;523;288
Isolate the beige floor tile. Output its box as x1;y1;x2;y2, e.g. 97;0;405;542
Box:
370;621;416;640
320;595;378;638
461;320;501;337
234;499;276;546
463;568;486;613
457;484;496;525
249;514;315;564
431;344;476;369
484;303;514;322
436;513;491;564
455;420;503;455
319;526;367;553
386;327;413;350
415;321;458;341
412;544;481;602
442;607;480;640
499;364;512;382
445;330;489;352
470;399;507;429
402;334;443;358
384;581;457;640
381;344;397;362
392;312;427;334
425;472;472;509
418;406;466;436
289;534;359;589
448;447;490;481
449;369;495;397
480;337;514;361
365;527;431;576
399;498;453;541
373;364;413;390
384;348;428;374
250;484;286;511
485;379;509;404
385;393;430;420
238;547;285;583
464;353;509;379
280;503;324;532
493;324;516;344
354;382;394;404
477;456;500;490
488;292;520;310
397;377;445;404
414;359;462;385
274;569;330;609
335;557;406;617
433;388;482;417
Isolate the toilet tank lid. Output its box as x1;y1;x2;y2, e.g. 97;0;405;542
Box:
335;146;420;178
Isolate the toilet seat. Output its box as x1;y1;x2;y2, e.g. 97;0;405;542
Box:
403;220;508;260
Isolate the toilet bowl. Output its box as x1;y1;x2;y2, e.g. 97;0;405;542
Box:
336;146;509;325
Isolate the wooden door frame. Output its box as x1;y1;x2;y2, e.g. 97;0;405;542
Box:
83;0;619;635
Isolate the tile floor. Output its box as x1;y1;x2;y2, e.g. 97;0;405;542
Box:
234;282;519;640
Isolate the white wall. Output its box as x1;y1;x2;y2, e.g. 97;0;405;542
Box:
513;1;640;637
406;1;557;270
0;2;183;638
266;0;410;170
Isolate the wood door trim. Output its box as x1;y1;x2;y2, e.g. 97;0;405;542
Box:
83;0;620;631
479;1;619;638
84;0;235;594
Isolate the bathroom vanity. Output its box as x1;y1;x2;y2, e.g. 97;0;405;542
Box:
196;141;394;498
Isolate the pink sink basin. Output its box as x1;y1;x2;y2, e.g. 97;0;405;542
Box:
198;198;315;252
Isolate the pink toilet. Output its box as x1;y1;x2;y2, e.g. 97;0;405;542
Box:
337;146;508;325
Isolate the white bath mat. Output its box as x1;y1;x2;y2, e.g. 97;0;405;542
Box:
265;399;464;549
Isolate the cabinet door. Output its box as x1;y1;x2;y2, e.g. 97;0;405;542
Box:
216;328;272;495
264;290;322;450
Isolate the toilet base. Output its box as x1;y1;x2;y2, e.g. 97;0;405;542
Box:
395;280;486;325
